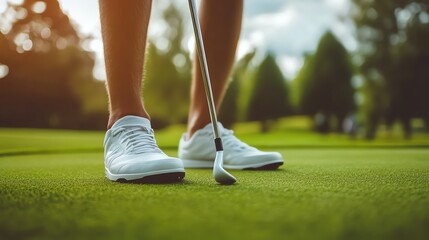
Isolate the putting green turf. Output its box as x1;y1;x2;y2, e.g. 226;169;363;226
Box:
1;148;428;240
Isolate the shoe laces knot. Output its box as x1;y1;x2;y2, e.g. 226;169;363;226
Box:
221;129;251;152
112;125;162;154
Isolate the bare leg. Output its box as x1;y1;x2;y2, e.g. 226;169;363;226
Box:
187;0;243;138
99;0;152;129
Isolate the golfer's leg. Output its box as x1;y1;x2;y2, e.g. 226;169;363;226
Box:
99;0;152;129
187;0;243;138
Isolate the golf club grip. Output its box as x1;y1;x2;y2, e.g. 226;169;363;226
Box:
214;138;223;151
188;0;221;140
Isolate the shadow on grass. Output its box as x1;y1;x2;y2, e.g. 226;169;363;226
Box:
243;162;284;170
102;167;290;186
115;172;186;184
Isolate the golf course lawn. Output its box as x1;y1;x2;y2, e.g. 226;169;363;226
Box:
0;128;428;239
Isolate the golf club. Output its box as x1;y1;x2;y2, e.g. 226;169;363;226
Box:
188;0;237;185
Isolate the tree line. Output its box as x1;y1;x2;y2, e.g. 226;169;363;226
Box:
1;0;428;139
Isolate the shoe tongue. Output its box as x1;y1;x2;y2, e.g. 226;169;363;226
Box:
202;122;225;133
111;116;151;129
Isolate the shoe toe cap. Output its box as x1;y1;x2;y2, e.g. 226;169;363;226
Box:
227;151;283;168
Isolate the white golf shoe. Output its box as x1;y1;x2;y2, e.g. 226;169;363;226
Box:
179;123;284;169
104;116;185;182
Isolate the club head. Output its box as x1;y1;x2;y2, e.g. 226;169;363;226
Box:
213;151;237;185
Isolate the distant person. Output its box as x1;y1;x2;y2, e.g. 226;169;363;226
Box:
99;0;284;182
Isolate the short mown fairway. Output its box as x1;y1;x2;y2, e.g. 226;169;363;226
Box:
0;127;428;239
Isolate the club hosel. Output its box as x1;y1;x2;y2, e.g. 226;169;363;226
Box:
214;138;223;151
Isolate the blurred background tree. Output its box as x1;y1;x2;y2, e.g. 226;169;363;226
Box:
1;0;428;140
247;53;292;132
0;0;108;129
294;31;355;133
143;5;192;129
219;51;255;128
352;0;429;139
218;76;239;129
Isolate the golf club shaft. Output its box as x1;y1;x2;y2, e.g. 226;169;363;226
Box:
188;0;221;142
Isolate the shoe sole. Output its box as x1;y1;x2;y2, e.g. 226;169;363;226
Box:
105;168;185;183
243;162;283;170
181;159;284;170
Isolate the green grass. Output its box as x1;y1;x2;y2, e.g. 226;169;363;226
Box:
2;117;429;155
1;126;429;239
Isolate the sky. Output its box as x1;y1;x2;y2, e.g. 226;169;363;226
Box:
2;0;356;81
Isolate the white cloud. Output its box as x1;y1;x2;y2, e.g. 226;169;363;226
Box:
243;1;335;56
240;0;356;79
0;1;7;14
7;0;23;5
57;0;355;80
325;0;350;14
250;7;296;29
58;0;107;80
278;56;304;80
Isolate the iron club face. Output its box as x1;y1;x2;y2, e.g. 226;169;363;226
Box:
213;151;237;185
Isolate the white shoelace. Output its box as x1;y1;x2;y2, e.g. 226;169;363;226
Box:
201;128;253;152
112;125;162;154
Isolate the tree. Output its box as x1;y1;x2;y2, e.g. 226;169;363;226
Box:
219;51;256;128
218;76;239;129
247;53;292;132
143;5;191;129
351;0;429;138
0;0;107;129
294;31;355;133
